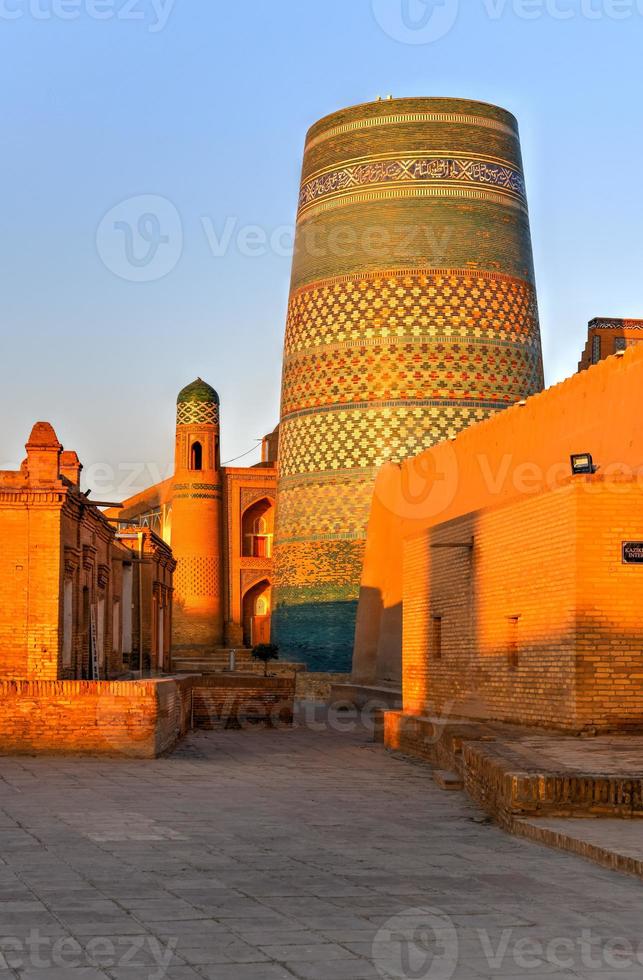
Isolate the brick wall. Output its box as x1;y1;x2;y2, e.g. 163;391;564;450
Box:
0;675;294;757
191;674;295;730
403;478;643;732
0;678;192;758
0;504;62;678
357;341;643;692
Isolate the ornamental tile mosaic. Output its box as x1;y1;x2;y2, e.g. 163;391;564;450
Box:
275;472;375;542
279;402;495;478
284;270;540;355
282;343;541;418
273;101;544;670
299;156;526;217
176;402;220;427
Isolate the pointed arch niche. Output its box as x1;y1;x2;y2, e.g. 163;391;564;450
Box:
241;497;274;559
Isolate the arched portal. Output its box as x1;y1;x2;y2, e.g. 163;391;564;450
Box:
242;579;271;648
190;441;203;471
242;498;274;558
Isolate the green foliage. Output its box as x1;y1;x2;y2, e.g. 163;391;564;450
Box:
252;643;280;676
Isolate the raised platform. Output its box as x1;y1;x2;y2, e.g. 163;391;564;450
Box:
329;681;402;710
515;817;643;878
172;647;306;677
382;711;643;875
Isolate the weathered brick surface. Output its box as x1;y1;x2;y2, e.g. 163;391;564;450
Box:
0;423;176;683
383;710;643;825
0;678;193;758
0;675;293;756
192;674;295;730
403;478;643;731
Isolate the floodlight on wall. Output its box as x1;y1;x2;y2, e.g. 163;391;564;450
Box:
570;453;595;476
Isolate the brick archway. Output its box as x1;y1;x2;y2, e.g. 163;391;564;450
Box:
242;578;271;648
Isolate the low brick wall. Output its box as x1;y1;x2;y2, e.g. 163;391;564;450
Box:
382;710;489;771
296;672;350;701
383;710;643;824
191;674;296;730
463;741;643;823
0;678;195;759
0;674;295;756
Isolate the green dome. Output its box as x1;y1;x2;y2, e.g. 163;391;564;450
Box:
177;378;219;406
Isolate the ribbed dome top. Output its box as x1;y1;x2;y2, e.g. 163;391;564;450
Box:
177;378;219;406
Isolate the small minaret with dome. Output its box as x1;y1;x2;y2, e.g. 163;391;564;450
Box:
171;378;224;649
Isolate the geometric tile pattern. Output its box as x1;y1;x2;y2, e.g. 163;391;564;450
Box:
282;341;540;419
279;401;495;477
275;471;376;543
176;402;219;427
273;98;544;671
174;556;221;600
284;269;539;356
279;268;542;478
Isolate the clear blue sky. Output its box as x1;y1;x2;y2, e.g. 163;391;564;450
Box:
1;0;641;499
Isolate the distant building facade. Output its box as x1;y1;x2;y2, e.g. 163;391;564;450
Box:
109;380;278;653
579;317;643;370
0;423;175;681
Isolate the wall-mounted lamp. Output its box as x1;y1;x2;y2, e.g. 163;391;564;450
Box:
570;453;595;476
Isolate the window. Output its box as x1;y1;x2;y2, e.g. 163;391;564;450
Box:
614;337;627;353
191;441;203;471
63;580;73;668
256;596;269;617
432;616;443;660
592;335;601;364
112;600;120;654
508;616;520;670
122;565;133;656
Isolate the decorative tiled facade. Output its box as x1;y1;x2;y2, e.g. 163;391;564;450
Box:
273;98;545;672
579;317;643;371
107;385;279;653
299;156;527;219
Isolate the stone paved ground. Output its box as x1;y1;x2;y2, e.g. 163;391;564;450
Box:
0;709;642;980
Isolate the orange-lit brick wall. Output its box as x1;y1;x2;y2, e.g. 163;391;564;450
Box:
0;675;293;756
0;500;62;679
0;677;193;757
579;317;643;370
109;383;278;653
356;342;643;690
0;424;176;683
403;478;643;731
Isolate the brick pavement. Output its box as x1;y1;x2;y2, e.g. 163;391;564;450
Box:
0;709;641;979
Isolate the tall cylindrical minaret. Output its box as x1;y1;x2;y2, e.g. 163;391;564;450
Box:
272;97;544;671
171;379;223;649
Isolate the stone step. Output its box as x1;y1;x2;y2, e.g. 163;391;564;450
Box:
433;770;464;791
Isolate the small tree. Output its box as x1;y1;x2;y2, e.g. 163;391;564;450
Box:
252;643;279;677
